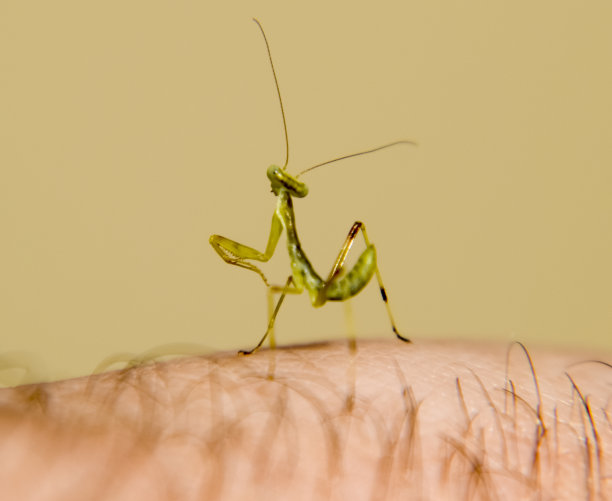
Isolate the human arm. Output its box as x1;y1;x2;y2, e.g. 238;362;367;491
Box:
0;339;610;500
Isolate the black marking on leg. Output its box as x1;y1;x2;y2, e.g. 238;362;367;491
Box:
380;287;388;303
393;326;411;343
348;224;361;239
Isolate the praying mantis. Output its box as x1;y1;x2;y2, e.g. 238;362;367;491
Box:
210;19;416;355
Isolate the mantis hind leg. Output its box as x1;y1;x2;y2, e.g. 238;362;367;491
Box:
321;221;411;343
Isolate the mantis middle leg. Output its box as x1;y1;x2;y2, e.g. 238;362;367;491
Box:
239;275;301;355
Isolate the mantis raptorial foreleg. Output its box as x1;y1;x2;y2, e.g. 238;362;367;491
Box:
209;213;284;287
210;213;302;351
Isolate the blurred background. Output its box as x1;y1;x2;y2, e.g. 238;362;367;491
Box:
1;1;611;382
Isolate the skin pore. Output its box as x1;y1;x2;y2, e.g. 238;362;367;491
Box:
0;339;610;500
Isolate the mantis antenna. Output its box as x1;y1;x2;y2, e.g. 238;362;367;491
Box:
296;139;417;178
253;18;290;171
254;18;416;179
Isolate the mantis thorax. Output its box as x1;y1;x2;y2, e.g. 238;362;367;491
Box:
267;165;309;198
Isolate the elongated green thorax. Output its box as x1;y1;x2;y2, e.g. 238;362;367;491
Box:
275;191;323;305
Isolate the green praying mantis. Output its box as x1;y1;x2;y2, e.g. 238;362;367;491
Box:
210;19;416;355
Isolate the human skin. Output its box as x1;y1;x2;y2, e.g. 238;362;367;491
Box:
0;339;610;501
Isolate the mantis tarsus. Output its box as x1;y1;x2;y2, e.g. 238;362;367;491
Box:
210;19;416;355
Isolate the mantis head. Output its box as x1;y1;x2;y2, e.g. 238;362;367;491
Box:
267;165;309;198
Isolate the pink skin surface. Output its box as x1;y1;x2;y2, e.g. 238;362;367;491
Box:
0;339;611;500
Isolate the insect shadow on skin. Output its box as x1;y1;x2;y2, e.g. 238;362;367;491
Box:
210;18;417;355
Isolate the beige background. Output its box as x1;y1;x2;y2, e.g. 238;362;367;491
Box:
1;1;611;381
